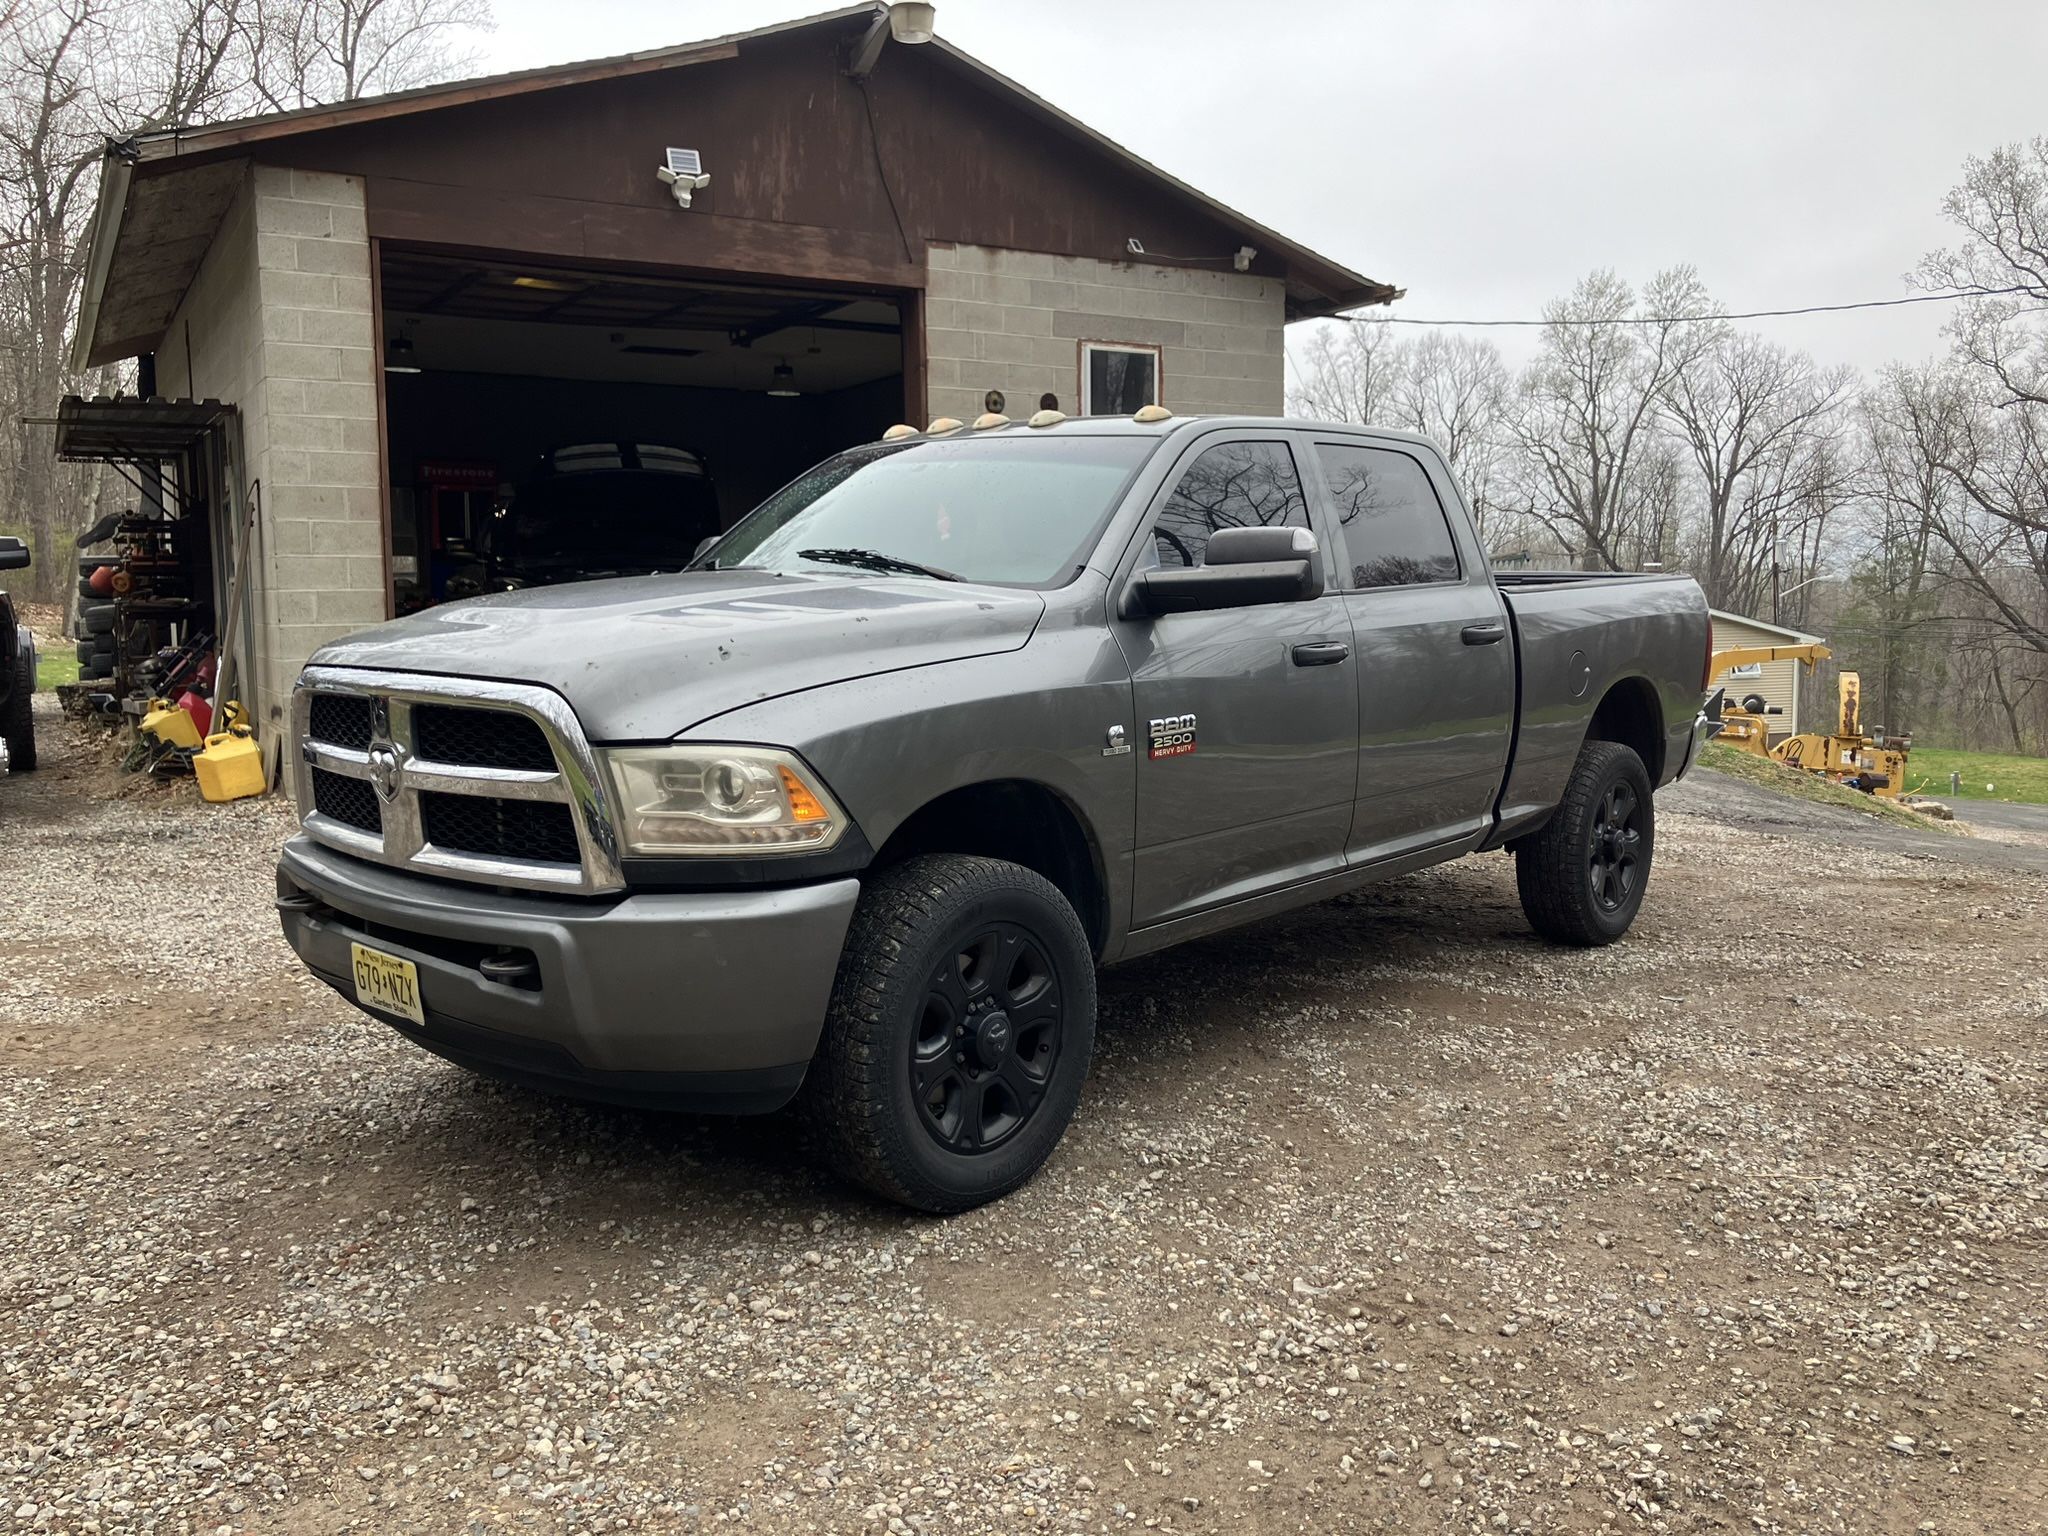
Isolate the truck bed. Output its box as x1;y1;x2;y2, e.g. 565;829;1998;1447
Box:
1491;571;1709;843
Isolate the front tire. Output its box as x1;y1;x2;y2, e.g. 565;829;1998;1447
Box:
1;678;34;773
813;854;1096;1213
1515;739;1653;946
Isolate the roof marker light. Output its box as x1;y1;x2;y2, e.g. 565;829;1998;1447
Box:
925;416;964;434
1133;404;1174;424
882;423;920;441
1027;409;1067;428
973;412;1010;430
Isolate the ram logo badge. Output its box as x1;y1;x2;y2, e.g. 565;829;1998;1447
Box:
1147;714;1197;759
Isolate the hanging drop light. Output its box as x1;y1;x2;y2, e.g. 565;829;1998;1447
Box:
384;333;422;375
766;360;800;398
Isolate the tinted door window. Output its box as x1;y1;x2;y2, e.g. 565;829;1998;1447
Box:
1317;444;1461;589
1149;440;1310;569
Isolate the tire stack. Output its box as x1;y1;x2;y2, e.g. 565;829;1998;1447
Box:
76;554;120;680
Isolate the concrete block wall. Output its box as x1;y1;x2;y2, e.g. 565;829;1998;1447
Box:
158;165;381;758
248;166;382;745
924;243;1286;426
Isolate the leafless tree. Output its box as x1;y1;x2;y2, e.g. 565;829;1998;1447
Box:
0;0;489;599
1287;317;1406;428
1660;330;1856;612
1287;319;1512;537
1894;139;2048;667
1506;267;1722;571
240;0;487;112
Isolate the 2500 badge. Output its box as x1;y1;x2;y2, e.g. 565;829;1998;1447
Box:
1147;713;1198;759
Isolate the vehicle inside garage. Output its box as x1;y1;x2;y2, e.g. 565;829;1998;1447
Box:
377;250;909;611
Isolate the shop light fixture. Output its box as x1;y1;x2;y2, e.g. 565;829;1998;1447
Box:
767;361;800;398
384;334;422;375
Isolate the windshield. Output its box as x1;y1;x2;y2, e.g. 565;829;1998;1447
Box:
501;469;720;568
706;435;1153;588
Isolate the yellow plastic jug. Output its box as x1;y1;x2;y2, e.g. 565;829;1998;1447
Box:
194;702;265;803
140;697;203;751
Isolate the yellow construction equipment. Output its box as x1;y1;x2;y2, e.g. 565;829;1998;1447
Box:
1708;643;1830;757
1772;671;1911;798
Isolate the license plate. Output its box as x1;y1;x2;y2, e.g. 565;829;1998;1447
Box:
350;941;425;1027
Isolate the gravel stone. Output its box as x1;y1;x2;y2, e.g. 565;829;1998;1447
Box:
3;700;2045;1531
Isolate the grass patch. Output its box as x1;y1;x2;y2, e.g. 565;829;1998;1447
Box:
1696;742;1957;832
36;649;79;690
1895;746;2048;804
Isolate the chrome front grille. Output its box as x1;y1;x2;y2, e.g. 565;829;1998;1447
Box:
291;667;625;894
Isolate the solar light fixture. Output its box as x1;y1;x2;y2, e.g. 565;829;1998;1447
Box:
657;146;712;208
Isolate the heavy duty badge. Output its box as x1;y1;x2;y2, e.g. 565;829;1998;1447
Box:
1147;714;1197;758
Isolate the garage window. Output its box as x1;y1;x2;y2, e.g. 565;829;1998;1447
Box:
1081;342;1160;416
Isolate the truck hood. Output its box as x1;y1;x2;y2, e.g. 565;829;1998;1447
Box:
310;571;1046;740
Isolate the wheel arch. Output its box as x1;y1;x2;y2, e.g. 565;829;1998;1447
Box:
1584;675;1666;783
870;778;1111;959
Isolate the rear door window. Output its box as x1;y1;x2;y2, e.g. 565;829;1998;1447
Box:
1148;440;1310;570
1315;443;1461;589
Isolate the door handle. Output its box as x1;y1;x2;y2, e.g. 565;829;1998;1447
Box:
1291;641;1350;667
1461;622;1507;646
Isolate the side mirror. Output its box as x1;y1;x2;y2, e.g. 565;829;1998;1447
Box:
1126;524;1324;617
0;537;29;573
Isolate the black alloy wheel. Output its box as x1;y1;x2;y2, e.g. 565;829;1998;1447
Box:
1515;738;1655;947
910;921;1065;1154
1588;778;1644;912
813;853;1096;1212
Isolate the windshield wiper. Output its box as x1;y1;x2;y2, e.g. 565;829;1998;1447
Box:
796;547;961;582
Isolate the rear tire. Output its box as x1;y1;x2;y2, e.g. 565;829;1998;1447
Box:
1515;739;1654;947
812;853;1096;1213
1;676;35;772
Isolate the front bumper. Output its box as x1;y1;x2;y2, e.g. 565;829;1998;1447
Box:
276;834;859;1113
1674;687;1725;781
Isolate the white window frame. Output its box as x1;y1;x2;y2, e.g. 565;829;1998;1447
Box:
1079;341;1162;416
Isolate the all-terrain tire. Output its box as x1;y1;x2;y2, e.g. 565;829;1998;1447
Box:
1515;739;1654;947
1;674;35;772
811;854;1096;1213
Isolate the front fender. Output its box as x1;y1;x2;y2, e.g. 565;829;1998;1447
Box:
679;620;1139;948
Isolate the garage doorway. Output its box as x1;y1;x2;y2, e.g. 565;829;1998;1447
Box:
375;249;910;612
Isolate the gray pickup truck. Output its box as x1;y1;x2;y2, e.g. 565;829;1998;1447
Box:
277;412;1715;1211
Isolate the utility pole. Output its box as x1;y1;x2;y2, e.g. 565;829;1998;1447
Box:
1770;527;1784;627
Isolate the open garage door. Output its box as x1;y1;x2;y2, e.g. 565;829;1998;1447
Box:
376;249;910;612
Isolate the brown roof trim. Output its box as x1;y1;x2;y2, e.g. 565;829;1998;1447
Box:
922;38;1400;319
79;1;1397;366
129;4;877;163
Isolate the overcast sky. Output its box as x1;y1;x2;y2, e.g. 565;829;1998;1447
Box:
480;0;2048;375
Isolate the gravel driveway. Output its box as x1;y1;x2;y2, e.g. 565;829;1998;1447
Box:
4;692;2044;1534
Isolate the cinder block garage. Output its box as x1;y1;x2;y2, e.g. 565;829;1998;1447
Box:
68;2;1394;770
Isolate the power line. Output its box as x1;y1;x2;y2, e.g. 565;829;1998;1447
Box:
1332;285;2038;328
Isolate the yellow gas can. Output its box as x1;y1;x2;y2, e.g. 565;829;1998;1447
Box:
194;702;265;802
140;697;203;751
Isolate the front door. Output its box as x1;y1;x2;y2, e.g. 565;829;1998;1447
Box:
1113;435;1359;928
1306;438;1516;864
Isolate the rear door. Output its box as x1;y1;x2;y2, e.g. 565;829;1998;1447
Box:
1306;437;1516;865
1112;433;1359;928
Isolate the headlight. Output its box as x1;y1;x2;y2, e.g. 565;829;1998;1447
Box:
603;745;847;856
